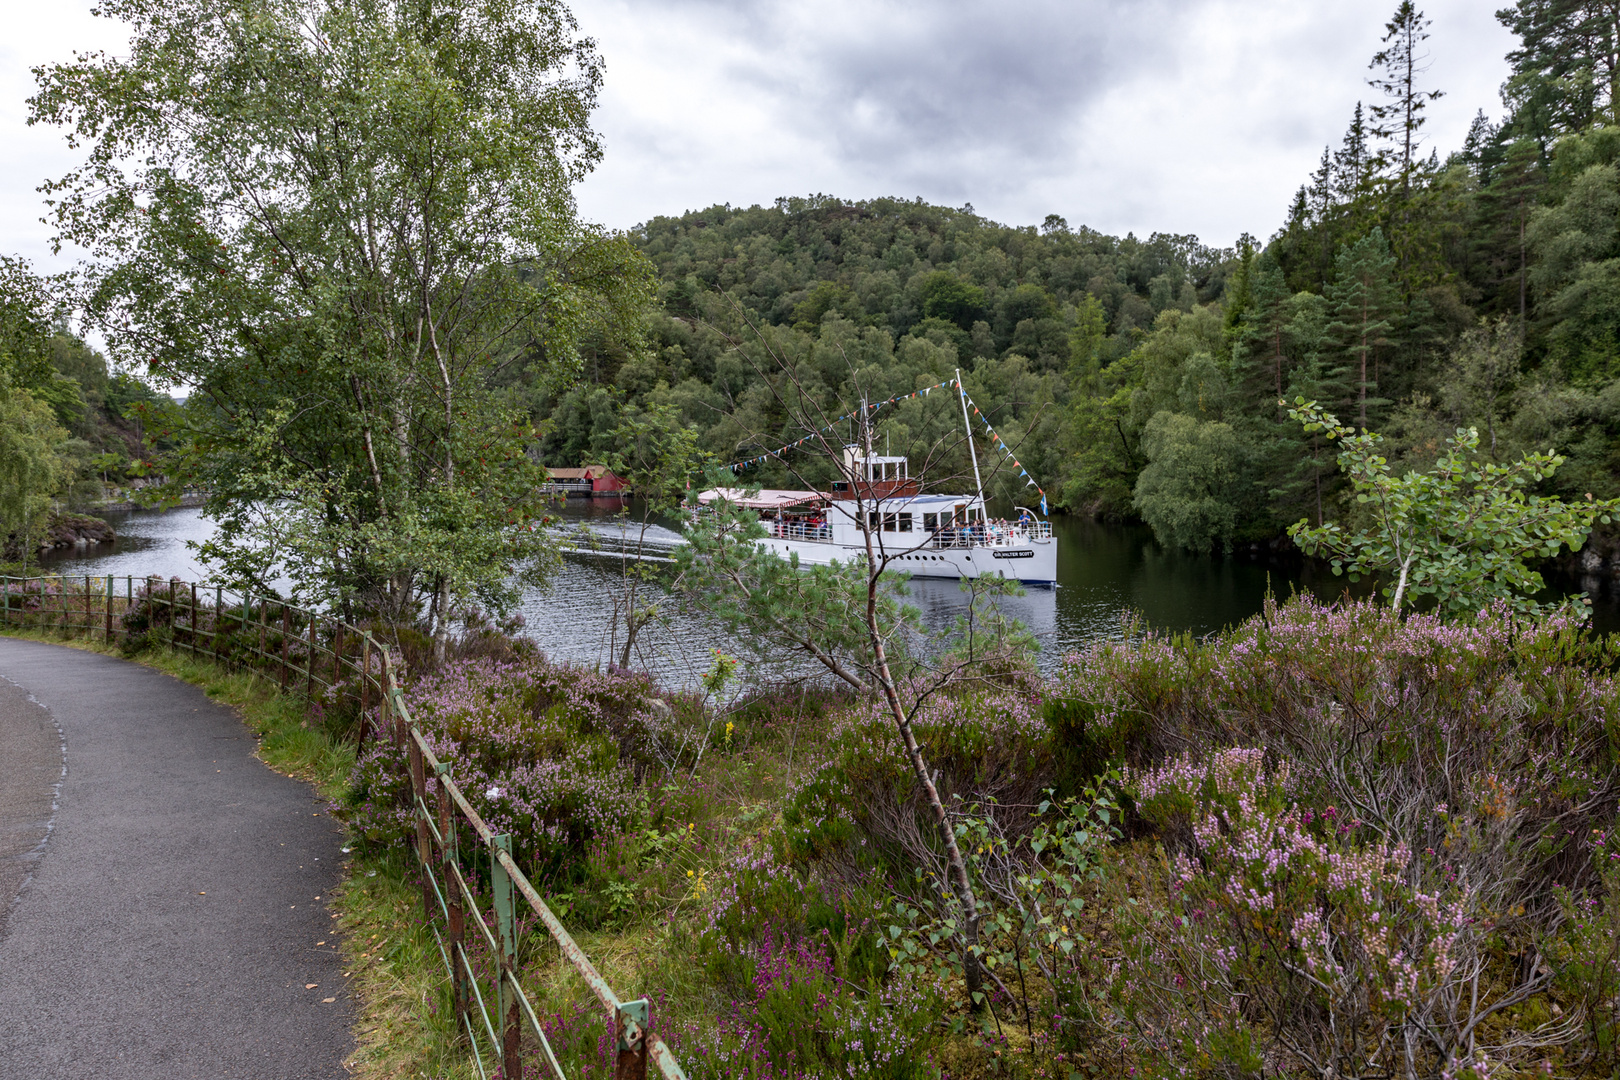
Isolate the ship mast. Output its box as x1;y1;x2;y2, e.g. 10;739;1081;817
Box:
955;368;986;522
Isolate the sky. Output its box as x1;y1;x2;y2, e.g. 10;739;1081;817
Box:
2;0;1516;279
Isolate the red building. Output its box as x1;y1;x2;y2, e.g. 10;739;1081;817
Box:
545;465;628;496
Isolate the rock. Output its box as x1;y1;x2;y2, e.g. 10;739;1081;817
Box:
32;513;118;556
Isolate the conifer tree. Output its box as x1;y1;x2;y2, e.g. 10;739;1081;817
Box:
1368;3;1445;201
1474;140;1546;324
1325;229;1401;429
1275;293;1349;527
1237;255;1294;399
1499;0;1620;136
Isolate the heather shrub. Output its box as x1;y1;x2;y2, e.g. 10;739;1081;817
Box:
344;655;663;879
1549;846;1620;1062
1099;746;1601;1078
781;688;1061;869
673;923;940;1079
1057;595;1620;897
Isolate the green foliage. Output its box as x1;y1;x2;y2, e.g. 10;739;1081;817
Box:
1286;397;1618;613
1323;228;1400;427
0;380;75;570
31;0;655;628
918;271;987;331
673;477;912;694
884;783;1120;1047
0;257;61;392
1131;411;1254;552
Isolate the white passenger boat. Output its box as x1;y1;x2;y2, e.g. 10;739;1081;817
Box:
695;447;1057;586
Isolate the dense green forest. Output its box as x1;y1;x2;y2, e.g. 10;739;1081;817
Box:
536;1;1620;552
1;253;170;563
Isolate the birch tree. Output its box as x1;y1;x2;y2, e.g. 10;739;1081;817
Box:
31;0;653;651
1286;397;1616;615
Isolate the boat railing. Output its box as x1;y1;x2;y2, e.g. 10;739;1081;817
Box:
770;520;833;543
924;521;1051;549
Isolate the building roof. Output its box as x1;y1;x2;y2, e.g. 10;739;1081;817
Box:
547;465;616;480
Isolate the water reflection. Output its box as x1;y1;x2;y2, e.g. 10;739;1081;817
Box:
40;501;1620;685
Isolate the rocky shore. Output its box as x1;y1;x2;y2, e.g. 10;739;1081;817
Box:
2;513;118;562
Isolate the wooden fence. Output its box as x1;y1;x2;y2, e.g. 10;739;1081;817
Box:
0;574;687;1080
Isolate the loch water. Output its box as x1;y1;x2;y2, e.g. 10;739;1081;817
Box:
39;501;1620;687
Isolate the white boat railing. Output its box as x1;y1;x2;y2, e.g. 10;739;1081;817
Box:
925;522;1051;549
763;517;1051;548
769;520;833;542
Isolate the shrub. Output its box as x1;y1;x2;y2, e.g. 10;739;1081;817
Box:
1057;595;1620;898
673;922;940;1079
1101;746;1597;1078
781;688;1061;871
343;655;664;881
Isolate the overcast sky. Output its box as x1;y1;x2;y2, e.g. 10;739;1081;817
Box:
2;0;1515;277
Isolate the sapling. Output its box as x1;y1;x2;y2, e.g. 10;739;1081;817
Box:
1284;397;1618;614
675;305;1045;1009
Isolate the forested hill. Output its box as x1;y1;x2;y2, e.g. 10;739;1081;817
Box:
540;3;1620;553
538;197;1245;519
641;196;1233;356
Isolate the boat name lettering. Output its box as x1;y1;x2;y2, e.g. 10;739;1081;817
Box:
992;549;1034;559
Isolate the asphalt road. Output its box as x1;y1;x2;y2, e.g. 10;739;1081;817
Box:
0;637;353;1078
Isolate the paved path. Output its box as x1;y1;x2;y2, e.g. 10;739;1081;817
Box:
0;638;353;1079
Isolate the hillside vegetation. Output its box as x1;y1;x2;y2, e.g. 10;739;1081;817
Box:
535;4;1620;557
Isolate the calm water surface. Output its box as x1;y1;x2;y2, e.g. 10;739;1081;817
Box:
41;501;1620;685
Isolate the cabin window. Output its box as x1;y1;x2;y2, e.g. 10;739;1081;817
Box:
923;513;937;531
898;513;913;533
882;513;897;532
868;511;880;531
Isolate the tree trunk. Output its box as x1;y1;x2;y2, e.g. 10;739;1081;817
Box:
1391;553;1415;611
858;522;984;1009
432;575;450;664
1518;201;1527;330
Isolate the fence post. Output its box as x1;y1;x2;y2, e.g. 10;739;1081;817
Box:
280;605;290;689
2;576;8;627
167;577;175;636
190;583;199;654
214;586;223;659
436;762;467;1031
307;614;316;697
408;724;433;919
84;575;91;638
105;576;113;640
491;834;522;1080
332;621;343;696
359;636;371;750
615;999;650;1080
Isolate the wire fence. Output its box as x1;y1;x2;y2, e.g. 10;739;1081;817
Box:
0;573;688;1080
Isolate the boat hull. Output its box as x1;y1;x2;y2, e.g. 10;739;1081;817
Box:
758;536;1058;586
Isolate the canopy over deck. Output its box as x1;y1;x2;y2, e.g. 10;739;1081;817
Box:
695;488;827;511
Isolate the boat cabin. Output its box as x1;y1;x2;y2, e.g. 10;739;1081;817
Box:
830;446;921;500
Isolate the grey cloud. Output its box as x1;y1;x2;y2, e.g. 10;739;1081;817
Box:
625;0;1186;195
